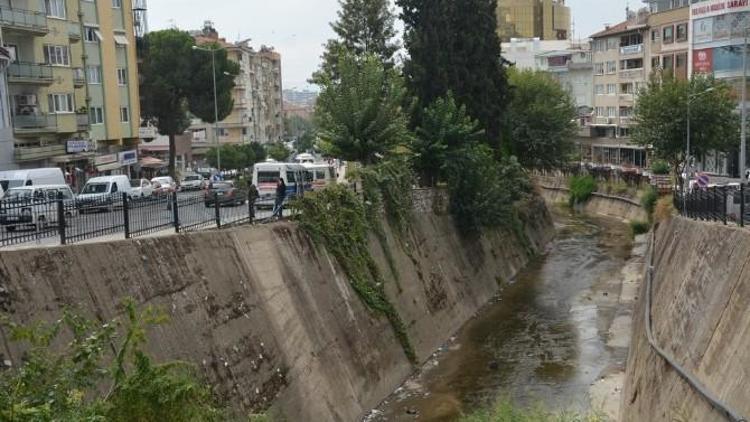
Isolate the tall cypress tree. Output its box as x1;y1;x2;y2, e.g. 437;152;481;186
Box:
398;0;509;149
312;0;400;82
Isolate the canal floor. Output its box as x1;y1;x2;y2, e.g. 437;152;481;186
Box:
372;210;637;421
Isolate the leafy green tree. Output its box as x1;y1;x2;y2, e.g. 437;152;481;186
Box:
0;302;224;421
505;69;577;169
266;142;292;161
140;30;195;178
315;52;412;164
141;31;239;178
188;44;240;126
313;0;399;83
206;143;267;170
412;94;483;186
632;75;739;176
397;0;509;148
284;115;317;152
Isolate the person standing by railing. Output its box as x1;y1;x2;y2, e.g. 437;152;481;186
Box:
273;178;286;219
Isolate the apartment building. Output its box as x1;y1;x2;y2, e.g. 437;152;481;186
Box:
190;21;283;160
587;14;650;168
645;1;690;79
497;0;571;42
0;0;140;174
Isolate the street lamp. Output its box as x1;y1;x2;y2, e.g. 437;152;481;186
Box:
684;86;716;210
192;44;224;172
742;28;749;181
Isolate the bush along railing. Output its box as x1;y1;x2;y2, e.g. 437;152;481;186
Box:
0;187;281;248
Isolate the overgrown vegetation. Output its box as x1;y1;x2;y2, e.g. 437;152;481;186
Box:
568;175;597;206
630;219;651;237
654;196;676;223
295;186;416;363
0;301;225;421
641;186;658;218
650;160;670;175
459;398;606;422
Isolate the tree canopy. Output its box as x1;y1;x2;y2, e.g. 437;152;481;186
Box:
313;0;399;83
505;69;577;169
315;52;412;164
206;143;266;170
412;94;483;186
265;142;292;162
397;0;509;148
188;44;240;124
632;75;739;173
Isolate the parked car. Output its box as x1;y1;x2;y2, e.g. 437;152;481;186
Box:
204;182;248;207
151;176;177;196
180;174;205;191
0;185;76;231
129;179;154;198
77;175;132;212
0;168;66;192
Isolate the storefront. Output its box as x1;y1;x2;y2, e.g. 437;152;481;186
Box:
50;139;95;192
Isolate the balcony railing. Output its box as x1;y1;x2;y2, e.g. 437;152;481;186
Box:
73;68;85;86
68;22;81;40
13;114;58;132
620;44;644;55
594;117;615;125
8;62;53;84
0;7;48;35
76;113;90;129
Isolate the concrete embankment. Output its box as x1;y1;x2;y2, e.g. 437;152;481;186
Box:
0;192;554;422
538;184;648;222
620;217;750;421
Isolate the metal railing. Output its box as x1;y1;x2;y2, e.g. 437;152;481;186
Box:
0;7;47;33
0;188;295;248
8;62;53;82
13;113;57;130
674;186;737;226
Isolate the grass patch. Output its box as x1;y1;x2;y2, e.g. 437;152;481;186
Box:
459;398;606;422
653;196;676;223
630;219;651;237
568;175;597;206
640;186;658;217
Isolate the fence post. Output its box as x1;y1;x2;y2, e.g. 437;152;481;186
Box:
712;186;717;221
722;187;727;225
172;191;180;233
742;184;746;228
122;193;130;239
248;190;255;224
57;191;66;245
214;192;221;228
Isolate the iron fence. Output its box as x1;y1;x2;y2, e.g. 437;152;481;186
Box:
674;185;738;226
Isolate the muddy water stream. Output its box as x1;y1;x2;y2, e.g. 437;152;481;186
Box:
373;211;633;421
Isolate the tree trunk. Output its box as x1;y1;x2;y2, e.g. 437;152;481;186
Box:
168;133;176;179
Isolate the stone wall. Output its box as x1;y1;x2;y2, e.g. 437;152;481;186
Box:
0;193;554;422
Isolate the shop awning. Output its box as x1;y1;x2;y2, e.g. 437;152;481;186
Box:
140;156;166;168
96;162;123;172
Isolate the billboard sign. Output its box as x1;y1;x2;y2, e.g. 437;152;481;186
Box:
691;0;750;20
693;48;714;73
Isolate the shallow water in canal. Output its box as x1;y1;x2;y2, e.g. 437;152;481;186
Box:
374;210;632;421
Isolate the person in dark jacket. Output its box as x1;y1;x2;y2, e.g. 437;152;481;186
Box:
273;178;286;218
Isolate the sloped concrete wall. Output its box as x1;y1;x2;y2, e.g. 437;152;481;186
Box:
0;196;554;422
620;217;750;421
539;186;648;222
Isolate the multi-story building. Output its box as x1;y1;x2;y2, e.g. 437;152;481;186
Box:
645;1;690;80
501;37;572;69
190;21;283;163
535;47;594;111
0;0;140;175
497;0;571;42
587;11;650;168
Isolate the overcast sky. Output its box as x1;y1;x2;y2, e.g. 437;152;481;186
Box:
149;0;631;91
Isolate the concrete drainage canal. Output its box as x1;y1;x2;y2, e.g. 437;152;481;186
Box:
370;209;646;421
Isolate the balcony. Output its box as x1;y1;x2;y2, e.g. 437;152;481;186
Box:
0;8;48;36
620;44;644;56
619;68;644;80
73;68;85;86
8;62;53;85
14;143;66;161
13;114;58;135
68;22;81;41
620;117;633;126
76;113;89;130
593;117;615;125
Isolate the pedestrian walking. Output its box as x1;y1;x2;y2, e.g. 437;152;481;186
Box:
272;178;286;218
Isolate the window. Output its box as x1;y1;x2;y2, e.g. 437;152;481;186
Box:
651;29;661;43
607;37;618;50
120;107;129;122
606;61;617;74
663;25;674;44
676;23;688;42
45;0;66;18
44;45;69;66
89;106;104;124
595;106;605;117
620;83;634;94
116;68;127;85
86;65;101;84
620;58;643;70
662;54;674;73
607;107;617;118
594;62;604;75
48;93;74;113
651;56;661;69
607;84;616;95
83;27;100;43
112;0;121;7
595;84;604;95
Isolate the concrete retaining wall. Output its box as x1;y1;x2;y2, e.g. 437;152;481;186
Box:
539;185;649;222
0;195;554;422
620;217;750;421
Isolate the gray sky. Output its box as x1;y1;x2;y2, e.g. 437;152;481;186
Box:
149;0;632;91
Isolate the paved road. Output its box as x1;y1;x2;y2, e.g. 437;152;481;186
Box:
0;190;280;249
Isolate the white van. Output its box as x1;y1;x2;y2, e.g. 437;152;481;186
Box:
252;162;309;201
77;175;132;211
302;163;337;191
0;185;76;231
0;168;66;192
